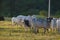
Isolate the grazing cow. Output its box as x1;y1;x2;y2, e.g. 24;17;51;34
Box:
11;15;34;32
32;18;48;33
0;16;4;21
32;17;53;34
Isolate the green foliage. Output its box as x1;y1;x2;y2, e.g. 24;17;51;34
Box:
0;0;60;17
39;10;47;17
34;15;46;19
55;11;60;18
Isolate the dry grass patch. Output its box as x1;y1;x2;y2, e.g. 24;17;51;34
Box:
0;21;60;40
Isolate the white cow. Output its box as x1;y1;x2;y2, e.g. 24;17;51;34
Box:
51;18;57;31
56;19;60;32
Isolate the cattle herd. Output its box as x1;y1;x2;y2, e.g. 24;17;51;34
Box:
0;15;60;34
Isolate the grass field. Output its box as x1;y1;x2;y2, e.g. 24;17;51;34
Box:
0;21;60;40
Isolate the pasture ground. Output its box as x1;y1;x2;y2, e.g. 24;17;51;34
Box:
0;21;60;40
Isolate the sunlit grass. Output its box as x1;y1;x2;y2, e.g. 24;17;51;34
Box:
0;21;60;40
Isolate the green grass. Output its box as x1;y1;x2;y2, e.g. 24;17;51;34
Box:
0;21;60;40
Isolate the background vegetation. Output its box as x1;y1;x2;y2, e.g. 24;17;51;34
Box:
0;0;60;17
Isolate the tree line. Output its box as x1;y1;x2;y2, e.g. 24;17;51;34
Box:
0;0;60;17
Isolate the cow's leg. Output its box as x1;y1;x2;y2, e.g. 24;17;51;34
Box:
37;27;39;33
33;26;38;34
44;28;46;34
46;28;49;33
30;26;33;33
30;22;34;33
24;24;29;33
